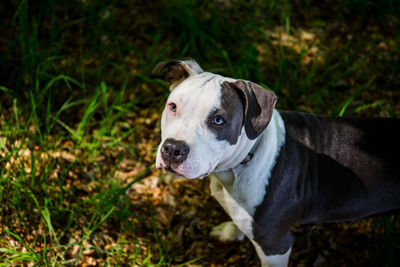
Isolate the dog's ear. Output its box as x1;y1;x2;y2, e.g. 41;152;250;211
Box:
152;59;204;90
223;80;277;140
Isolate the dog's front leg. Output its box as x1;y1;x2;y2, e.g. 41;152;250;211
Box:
251;241;292;267
210;175;292;267
209;174;253;240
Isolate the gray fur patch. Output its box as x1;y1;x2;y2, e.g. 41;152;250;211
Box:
206;82;244;145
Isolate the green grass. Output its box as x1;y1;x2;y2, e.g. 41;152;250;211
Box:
0;0;399;266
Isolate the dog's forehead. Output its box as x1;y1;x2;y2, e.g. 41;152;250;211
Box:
168;73;231;110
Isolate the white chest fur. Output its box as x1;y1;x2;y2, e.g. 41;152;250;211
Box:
210;173;255;238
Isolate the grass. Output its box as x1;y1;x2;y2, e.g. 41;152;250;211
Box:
0;0;399;266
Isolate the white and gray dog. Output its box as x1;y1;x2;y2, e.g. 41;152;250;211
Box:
153;59;400;267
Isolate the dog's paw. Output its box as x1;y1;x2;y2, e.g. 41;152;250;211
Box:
210;221;245;242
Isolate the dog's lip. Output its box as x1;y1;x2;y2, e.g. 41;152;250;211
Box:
162;166;211;179
164;166;185;177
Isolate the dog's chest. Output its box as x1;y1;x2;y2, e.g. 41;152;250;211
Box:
209;173;255;238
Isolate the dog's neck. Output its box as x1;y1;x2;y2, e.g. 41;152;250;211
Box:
213;126;259;174
240;135;263;165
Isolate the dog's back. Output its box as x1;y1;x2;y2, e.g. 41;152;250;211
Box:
279;111;400;221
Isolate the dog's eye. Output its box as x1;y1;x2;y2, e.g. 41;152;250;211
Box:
212;115;225;125
169;103;177;112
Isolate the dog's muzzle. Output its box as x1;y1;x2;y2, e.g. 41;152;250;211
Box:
161;138;190;165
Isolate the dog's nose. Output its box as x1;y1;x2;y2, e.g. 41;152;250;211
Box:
161;138;190;164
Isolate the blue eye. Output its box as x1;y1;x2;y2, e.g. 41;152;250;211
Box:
212;115;225;125
169;103;177;112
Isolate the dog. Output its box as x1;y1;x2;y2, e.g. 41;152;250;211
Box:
153;59;400;267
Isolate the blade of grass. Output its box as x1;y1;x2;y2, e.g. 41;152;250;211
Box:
338;78;374;116
4;229;42;264
85;207;115;240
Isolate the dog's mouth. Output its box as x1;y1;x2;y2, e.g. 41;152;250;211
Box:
164;166;185;177
163;166;211;179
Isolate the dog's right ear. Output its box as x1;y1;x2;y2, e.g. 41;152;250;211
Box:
152;59;204;90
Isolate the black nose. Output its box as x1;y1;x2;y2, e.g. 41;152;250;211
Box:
161;138;190;165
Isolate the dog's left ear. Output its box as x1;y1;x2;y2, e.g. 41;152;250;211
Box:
223;80;277;140
152;59;204;90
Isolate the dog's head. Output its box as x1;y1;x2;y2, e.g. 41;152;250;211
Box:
154;59;277;179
